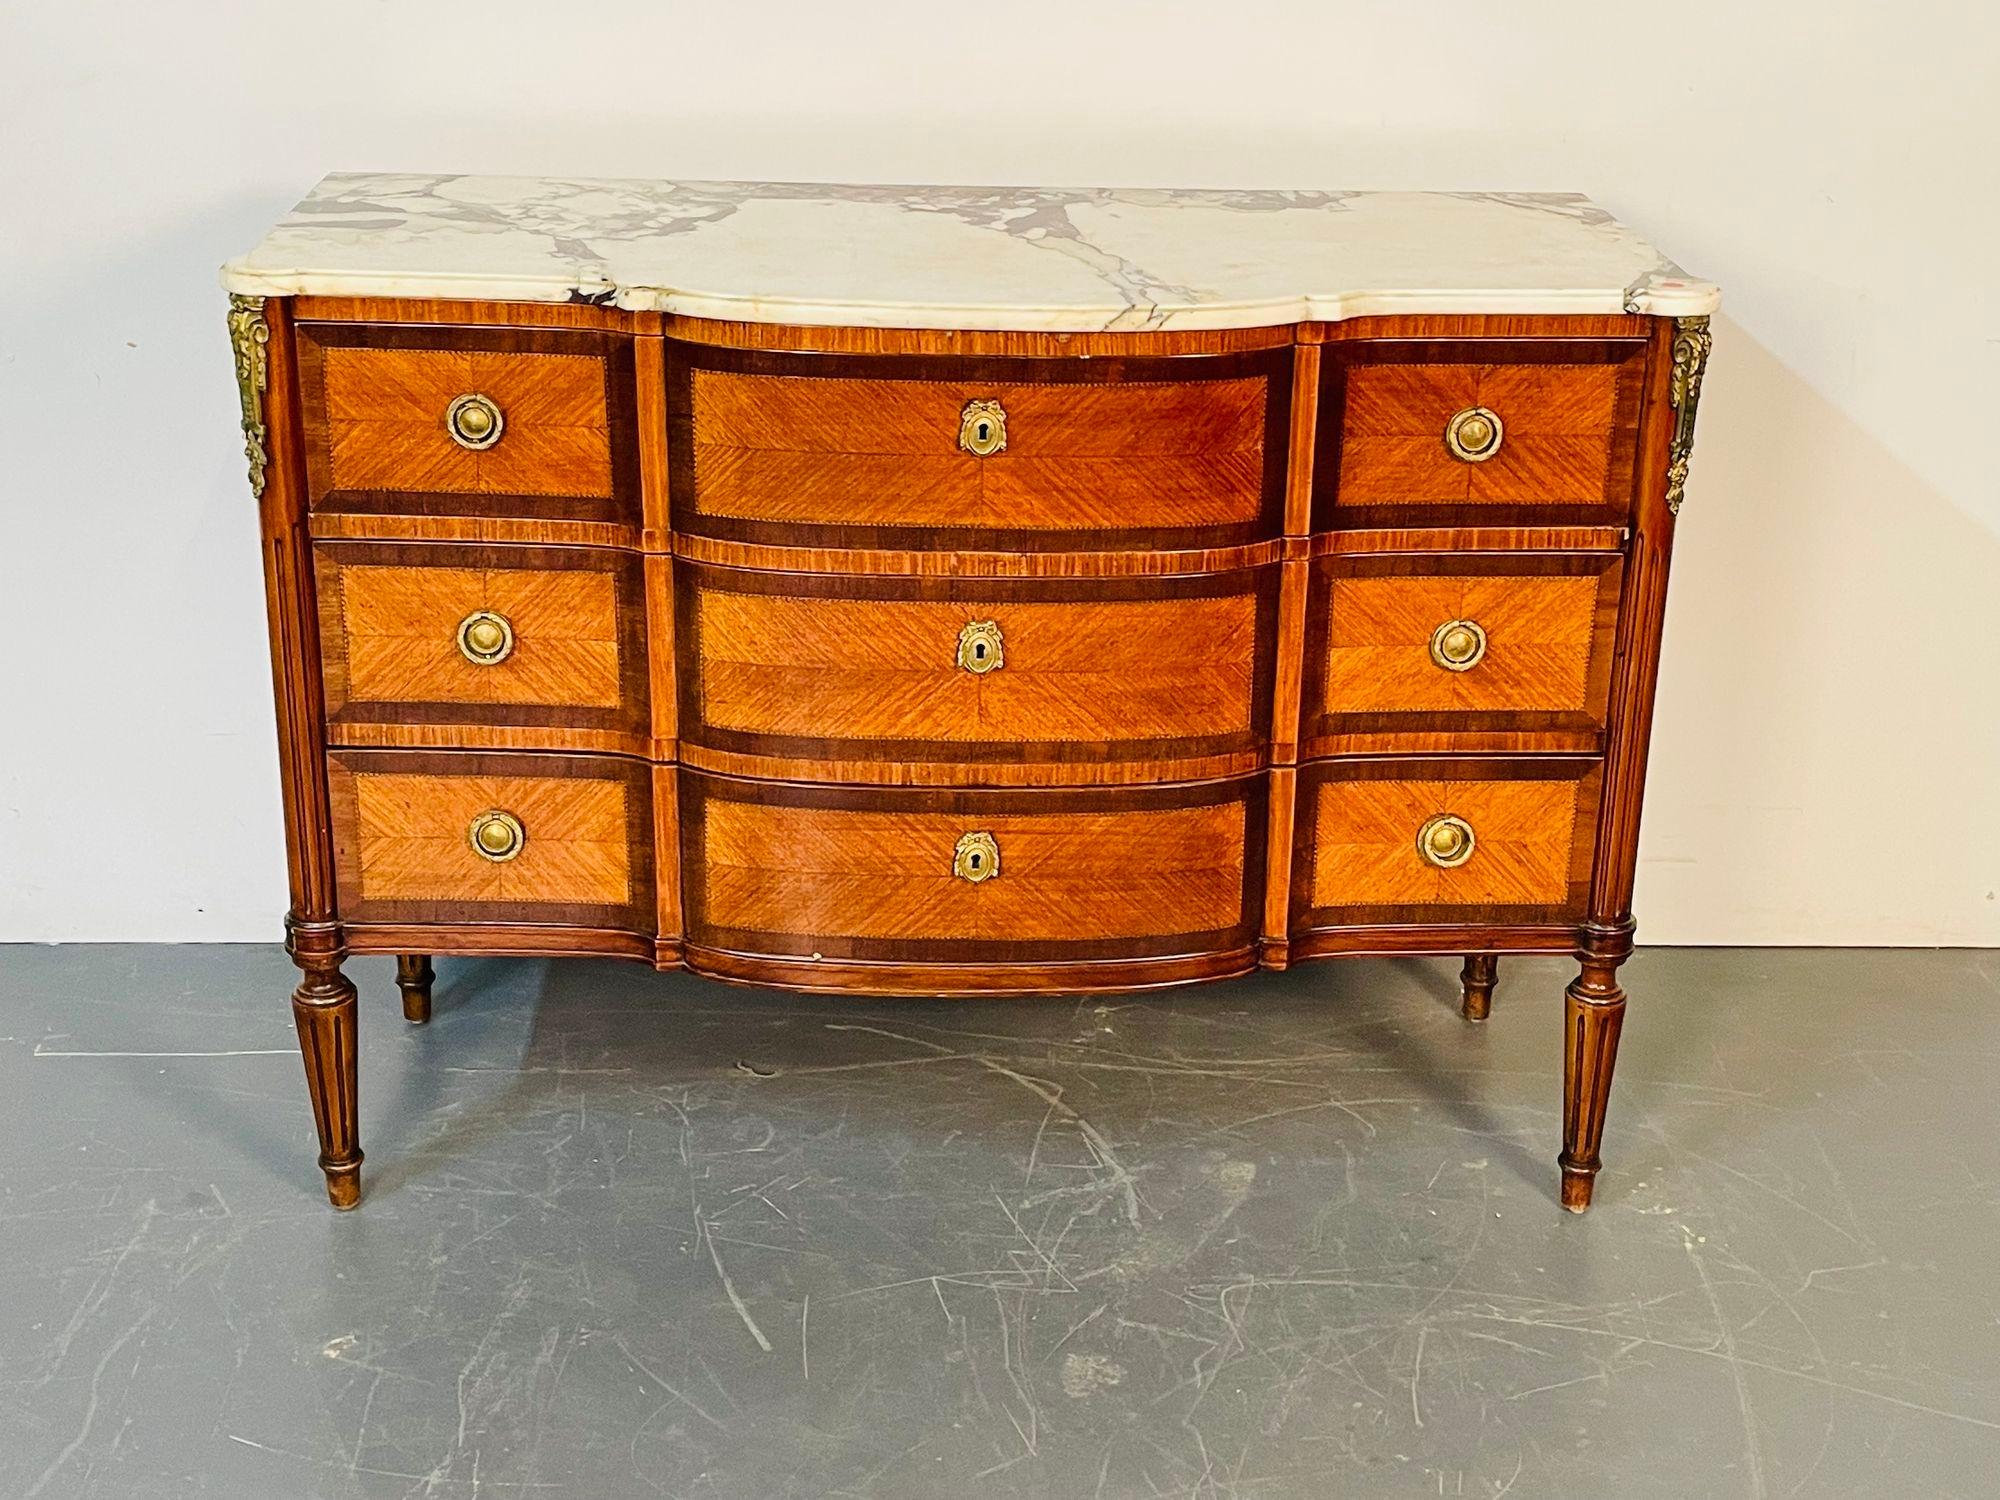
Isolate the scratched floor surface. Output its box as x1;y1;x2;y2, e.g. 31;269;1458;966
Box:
1;945;1996;1499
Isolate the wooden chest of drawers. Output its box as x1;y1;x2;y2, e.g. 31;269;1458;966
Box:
225;177;1716;1214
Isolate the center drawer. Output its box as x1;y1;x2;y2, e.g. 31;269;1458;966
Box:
676;563;1278;780
681;772;1265;969
667;344;1290;552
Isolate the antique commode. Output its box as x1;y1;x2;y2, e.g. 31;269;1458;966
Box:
223;176;1716;1212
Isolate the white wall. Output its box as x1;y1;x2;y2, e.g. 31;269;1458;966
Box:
2;0;1994;945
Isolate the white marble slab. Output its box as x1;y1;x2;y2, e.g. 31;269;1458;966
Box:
223;174;1719;331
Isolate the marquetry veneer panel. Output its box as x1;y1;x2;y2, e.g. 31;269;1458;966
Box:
315;542;649;744
1316;339;1647;526
683;774;1265;963
297;323;640;525
1300;554;1621;754
327;750;654;931
678;564;1277;773
1293;758;1602;929
669;344;1290;551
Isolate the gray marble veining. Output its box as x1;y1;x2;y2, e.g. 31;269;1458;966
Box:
223;175;1719;330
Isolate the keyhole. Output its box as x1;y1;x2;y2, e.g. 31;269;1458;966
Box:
975;420;991;443
968;852;983;872
973;641;987;663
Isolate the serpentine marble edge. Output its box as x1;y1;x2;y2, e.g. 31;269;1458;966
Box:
222;174;1720;331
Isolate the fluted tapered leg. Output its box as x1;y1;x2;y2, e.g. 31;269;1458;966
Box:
293;961;362;1210
1459;954;1497;1021
1559;954;1627;1212
395;953;434;1024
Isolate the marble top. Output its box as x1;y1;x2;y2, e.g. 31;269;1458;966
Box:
223;174;1719;332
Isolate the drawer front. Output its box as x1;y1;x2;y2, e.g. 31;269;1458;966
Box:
1300;555;1621;754
669;345;1289;551
315;542;650;744
1316;340;1647;525
683;774;1264;963
297;323;639;524
1292;759;1601;930
328;750;654;931
679;564;1276;772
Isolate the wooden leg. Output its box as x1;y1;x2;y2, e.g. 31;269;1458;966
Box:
1459;954;1497;1021
292;959;362;1210
395;953;434;1024
1559;952;1627;1212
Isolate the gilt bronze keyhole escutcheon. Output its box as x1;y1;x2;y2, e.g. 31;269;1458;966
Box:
957;619;1005;674
953;831;1001;883
958;398;1007;457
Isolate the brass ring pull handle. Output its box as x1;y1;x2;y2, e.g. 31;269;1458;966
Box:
1443;405;1503;463
1417;813;1476;870
468;809;526;863
456;610;515;666
958;398;1007;457
1428;618;1487;672
953;830;1001;883
956;619;1005;674
446;392;505;450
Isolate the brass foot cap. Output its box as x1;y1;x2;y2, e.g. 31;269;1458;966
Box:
1558;1165;1595;1213
322;1161;363;1211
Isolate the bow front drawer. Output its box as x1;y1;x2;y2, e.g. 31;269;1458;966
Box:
314;542;651;752
682;773;1264;973
677;564;1277;780
297;323;640;525
1292;759;1602;931
668;345;1290;551
327;750;655;933
1299;553;1623;754
1316;338;1649;524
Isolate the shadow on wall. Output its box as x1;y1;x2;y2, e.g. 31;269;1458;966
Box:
1639;315;2000;945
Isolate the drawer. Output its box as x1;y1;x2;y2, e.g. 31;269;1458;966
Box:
315;542;650;748
1299;554;1621;754
1315;340;1647;525
678;564;1277;778
1291;758;1601;930
297;323;639;524
682;774;1265;964
668;344;1289;551
327;750;654;932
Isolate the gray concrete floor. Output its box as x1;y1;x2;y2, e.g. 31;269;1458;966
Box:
1;946;1996;1499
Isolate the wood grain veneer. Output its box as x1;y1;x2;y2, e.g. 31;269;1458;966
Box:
315;542;651;752
669;344;1291;552
1292;757;1603;930
681;773;1265;966
296;323;641;525
1315;338;1647;529
326;749;655;933
1298;553;1622;755
677;563;1276;776
243;286;1707;1215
